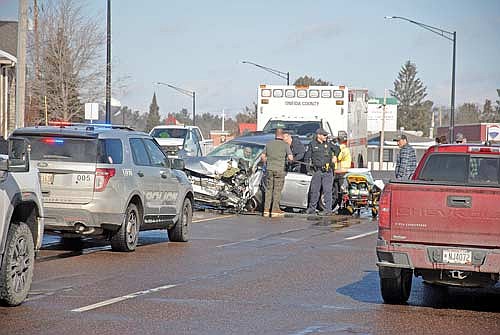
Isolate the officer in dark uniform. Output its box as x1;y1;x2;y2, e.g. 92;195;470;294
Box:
304;128;338;215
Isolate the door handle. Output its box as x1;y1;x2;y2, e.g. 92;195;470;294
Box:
447;195;472;208
137;171;144;177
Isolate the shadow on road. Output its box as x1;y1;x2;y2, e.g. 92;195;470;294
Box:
337;270;500;312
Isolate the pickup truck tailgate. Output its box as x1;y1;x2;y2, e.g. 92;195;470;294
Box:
390;183;500;248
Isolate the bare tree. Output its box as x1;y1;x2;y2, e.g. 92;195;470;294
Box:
27;0;104;123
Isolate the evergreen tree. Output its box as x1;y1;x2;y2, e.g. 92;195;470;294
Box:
146;93;160;132
391;60;428;131
293;76;330;86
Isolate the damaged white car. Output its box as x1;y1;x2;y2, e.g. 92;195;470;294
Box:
183;134;312;213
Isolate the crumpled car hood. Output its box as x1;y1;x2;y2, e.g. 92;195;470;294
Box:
184;156;239;176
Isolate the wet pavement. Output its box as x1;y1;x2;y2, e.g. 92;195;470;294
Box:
1;210;499;335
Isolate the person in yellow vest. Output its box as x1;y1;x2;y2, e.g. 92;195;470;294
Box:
333;135;352;211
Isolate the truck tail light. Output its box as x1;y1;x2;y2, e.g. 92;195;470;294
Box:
378;185;392;229
94;168;116;192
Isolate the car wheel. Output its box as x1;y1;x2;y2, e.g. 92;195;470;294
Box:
0;222;35;306
111;203;140;252
380;268;412;304
168;197;192;242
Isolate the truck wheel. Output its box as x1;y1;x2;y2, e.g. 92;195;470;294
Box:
111;203;141;252
380;268;412;304
0;222;35;306
168;197;192;242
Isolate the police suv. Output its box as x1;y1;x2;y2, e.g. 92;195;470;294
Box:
12;123;193;252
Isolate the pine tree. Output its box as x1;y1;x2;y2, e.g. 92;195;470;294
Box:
146;93;160;132
391;61;429;131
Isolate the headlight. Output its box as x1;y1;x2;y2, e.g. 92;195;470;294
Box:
178;145;184;150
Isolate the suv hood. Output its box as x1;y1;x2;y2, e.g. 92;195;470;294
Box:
154;138;184;146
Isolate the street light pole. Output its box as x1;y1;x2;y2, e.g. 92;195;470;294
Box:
385;16;456;141
241;60;290;85
156;82;196;126
105;0;112;124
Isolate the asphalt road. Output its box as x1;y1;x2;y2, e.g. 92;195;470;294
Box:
1;210;499;335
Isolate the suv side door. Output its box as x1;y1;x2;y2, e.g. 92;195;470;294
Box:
142;138;180;225
129;137;161;221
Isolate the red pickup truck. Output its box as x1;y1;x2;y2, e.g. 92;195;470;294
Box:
376;143;500;303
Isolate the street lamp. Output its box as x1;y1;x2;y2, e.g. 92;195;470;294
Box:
105;0;112;123
156;82;196;126
241;60;290;85
385;16;456;141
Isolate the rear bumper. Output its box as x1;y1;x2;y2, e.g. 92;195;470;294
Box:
44;207;124;234
376;240;500;274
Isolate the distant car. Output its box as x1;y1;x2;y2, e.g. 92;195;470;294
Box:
12;123;193;252
183;134;312;212
150;125;213;158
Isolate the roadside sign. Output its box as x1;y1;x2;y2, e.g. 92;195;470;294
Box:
487;125;500;142
85;103;99;120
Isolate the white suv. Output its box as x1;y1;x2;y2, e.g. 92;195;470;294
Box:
12;124;193;252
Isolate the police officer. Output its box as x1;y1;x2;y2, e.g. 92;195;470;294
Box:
304;128;338;215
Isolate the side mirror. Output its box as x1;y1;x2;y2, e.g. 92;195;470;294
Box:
169;158;185;170
7;138;29;172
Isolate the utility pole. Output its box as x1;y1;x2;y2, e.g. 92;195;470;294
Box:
378;89;387;170
16;0;28;129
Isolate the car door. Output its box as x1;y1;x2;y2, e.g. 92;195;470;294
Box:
142;138;179;225
129;137;160;221
184;130;202;157
280;171;312;209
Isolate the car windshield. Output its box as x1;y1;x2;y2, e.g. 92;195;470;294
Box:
208;141;264;163
263;120;322;136
150;128;188;139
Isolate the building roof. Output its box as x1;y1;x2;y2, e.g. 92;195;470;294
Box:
0;21;18;59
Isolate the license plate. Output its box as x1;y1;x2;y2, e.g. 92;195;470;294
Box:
39;173;54;185
73;174;93;186
443;249;472;264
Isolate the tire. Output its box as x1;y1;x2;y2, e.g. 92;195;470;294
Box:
380;268;413;304
111;203;141;252
0;222;35;306
168;197;192;242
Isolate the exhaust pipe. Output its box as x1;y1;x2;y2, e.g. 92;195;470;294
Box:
74;222;95;235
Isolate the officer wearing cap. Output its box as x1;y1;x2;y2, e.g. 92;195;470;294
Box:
394;134;417;180
304;128;338;215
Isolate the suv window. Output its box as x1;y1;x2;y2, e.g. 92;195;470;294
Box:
97;139;123;164
143;138;167;167
27;137;98;162
130;138;150;166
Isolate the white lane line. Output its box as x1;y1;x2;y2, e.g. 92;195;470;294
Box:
71;284;176;312
344;230;378;240
216;238;257;248
193;214;236;223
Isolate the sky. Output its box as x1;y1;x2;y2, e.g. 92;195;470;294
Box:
1;0;500;119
